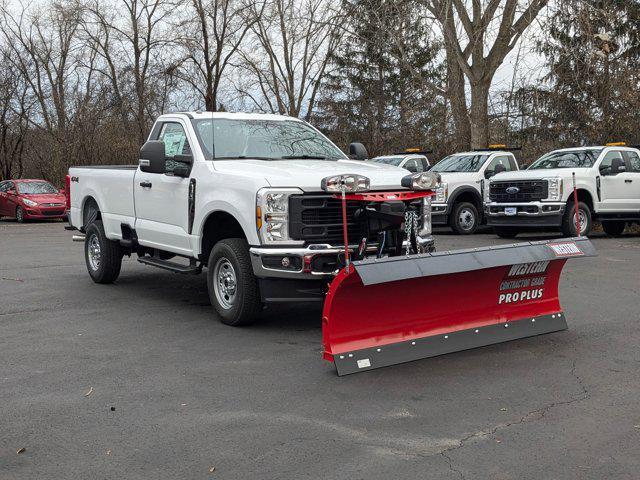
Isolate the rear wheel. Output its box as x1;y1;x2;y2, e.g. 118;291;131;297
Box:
84;220;122;283
207;238;262;326
15;206;25;223
494;226;519;239
561;201;591;236
450;202;479;235
601;220;626;237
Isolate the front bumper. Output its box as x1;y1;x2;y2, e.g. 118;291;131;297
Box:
431;203;448;225
22;205;67;219
250;236;436;280
485;202;565;227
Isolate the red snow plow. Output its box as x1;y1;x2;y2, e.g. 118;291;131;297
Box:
319;173;596;376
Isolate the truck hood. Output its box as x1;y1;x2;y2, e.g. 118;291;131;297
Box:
437;172;480;184
492;168;591;181
212;158;410;191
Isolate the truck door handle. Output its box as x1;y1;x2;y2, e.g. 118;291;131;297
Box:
139;181;152;188
625;179;633;183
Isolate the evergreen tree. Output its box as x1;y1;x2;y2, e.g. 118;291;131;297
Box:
510;0;640;154
315;0;449;158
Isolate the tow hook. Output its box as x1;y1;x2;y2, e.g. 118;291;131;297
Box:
72;234;86;242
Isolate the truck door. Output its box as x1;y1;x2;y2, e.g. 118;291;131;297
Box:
622;150;640;210
598;150;635;212
134;121;193;255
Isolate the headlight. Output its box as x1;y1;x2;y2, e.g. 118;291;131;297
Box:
22;198;38;207
544;177;563;201
321;174;370;193
434;182;448;203
256;188;304;245
401;172;439;190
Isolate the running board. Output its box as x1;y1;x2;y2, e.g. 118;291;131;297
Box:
137;255;201;274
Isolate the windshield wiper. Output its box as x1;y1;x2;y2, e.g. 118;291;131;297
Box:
213;156;279;161
280;155;333;160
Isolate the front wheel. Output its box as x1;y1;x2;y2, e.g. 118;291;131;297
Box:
84;220;123;283
601;220;626;237
15;206;25;223
449;202;479;235
494;226;519;239
561;201;591;236
207;238;262;326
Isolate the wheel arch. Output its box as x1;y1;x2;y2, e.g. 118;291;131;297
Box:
200;210;250;262
447;186;483;214
569;188;595;214
81;196;102;229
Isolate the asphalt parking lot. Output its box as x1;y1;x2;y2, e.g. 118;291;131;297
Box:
1;221;639;479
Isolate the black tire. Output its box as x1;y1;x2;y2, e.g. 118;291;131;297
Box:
207;238;262;326
601;220;626;237
449;202;479;235
561;201;592;236
84;220;122;284
15;206;25;223
494;226;520;239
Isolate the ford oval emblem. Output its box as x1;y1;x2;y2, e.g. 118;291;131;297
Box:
506;186;520;194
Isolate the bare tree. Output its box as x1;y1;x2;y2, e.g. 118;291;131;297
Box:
84;0;174;143
1;1;85;180
427;0;548;148
170;0;265;111
0;45;31;180
239;0;344;120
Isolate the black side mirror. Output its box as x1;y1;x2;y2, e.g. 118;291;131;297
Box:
172;164;190;178
139;140;166;174
484;169;494;179
349;142;368;160
610;158;626;175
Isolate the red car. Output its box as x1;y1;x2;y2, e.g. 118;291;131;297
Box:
0;179;68;222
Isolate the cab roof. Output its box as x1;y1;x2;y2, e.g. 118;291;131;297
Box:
161;111;301;122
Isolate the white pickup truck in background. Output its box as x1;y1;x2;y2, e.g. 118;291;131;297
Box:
68;112;435;325
429;148;519;234
486;145;640;237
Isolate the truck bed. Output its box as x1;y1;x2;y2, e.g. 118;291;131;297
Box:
68;165;138;239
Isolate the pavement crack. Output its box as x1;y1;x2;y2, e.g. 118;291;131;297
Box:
436;358;590;477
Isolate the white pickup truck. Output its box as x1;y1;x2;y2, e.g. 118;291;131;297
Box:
67;112;435;325
429;149;519;234
485;145;640;237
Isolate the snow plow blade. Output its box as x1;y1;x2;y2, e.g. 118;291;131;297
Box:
323;237;596;376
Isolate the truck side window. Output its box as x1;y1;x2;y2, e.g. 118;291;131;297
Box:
0;181;9;192
158;122;192;173
599;151;624;173
623;151;640;172
486;155;513;175
404;158;424;173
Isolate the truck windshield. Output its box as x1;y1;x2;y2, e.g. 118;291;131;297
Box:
431;154;488;172
528;149;602;169
369;156;404;166
192;118;346;161
17;182;58;194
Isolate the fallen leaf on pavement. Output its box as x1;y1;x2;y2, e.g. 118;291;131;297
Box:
106;449;111;455
84;386;94;397
500;407;507;411
209;467;215;473
17;447;26;454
